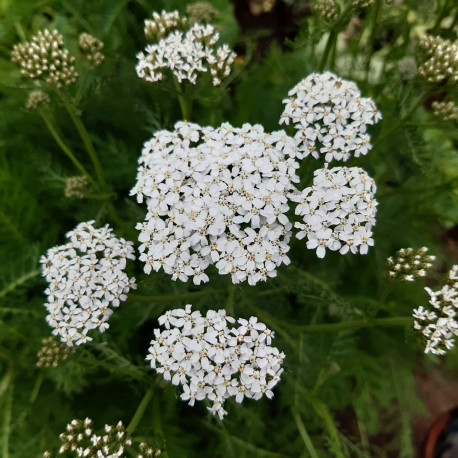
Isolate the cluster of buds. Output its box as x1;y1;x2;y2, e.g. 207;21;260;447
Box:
65;176;88;199
352;0;374;7
11;29;77;88
431;101;458;122
314;0;338;21
248;0;276;15
397;57;417;81
138;442;162;458
36;337;75;368
136;10;236;86
26;90;50;109
418;35;458;86
144;10;187;41
43;418;132;457
186;2;219;24
387;247;435;282
413;266;458;355
78;33;104;67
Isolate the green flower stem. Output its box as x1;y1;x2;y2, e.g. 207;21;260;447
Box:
365;0;383;80
1;367;13;458
226;281;235;316
126;385;154;435
172;76;193;120
291;409;319;458
29;372;43;404
319;30;337;72
373;91;428;148
128;290;215;303
152;397;169;458
39;111;96;186
62;98;107;191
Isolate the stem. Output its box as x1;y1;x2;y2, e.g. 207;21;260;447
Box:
292;409;319;458
319;30;336;72
29;373;43;404
0;269;40;300
226;280;235;316
39;111;96;186
373;91;427;148
61;98;107;190
126;386;154;435
2;372;13;458
172;76;192;120
129;290;214;303
365;0;383;80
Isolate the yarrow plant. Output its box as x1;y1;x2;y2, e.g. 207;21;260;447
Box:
413;266;458;355
40;221;136;346
279;71;382;162
131;121;299;285
293;166;378;257
146;305;284;420
136;9;236;86
387;247;436;282
11;29;77;88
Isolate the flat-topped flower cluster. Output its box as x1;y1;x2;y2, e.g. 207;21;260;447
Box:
413;265;458;355
40;221;136;346
280;71;382;162
293;166;378;257
131;121;300;285
146;305;284;419
136;9;236;86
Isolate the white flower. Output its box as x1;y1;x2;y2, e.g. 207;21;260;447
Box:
279;71;382;162
146;305;284;419
136;10;236;86
131;121;300;285
40;221;136;346
413;265;458;355
292;166;377;258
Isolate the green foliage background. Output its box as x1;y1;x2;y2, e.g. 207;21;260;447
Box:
0;0;457;456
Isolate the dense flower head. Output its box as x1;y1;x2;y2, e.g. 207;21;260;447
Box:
144;10;188;41
186;2;219;24
136;10;236;86
279;71;382;162
40;221;136;346
387;247;435;282
78;32;104;66
293;166;377;258
131;121;300;286
26;90;50;109
431;100;458;122
418;35;458;85
36;336;75;368
42;418;133;457
11;29;77;88
65;176;88;199
314;0;338;21
413;265;458;355
146;305;284;420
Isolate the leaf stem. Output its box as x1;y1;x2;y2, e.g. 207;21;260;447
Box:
292;409;319;458
126;386;154;435
319;30;337;72
172;76;192;120
39;111;96;186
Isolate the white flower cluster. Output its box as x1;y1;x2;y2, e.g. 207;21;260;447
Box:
387;247;435;282
146;305;284;420
413;266;458;355
293;166;377;258
136;10;236;86
144;10;187;41
279;71;382;162
43;418;132;458
131;121;300;286
40;221;136;346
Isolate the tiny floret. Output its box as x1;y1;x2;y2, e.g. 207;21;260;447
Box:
146;305;284;419
279;71;382;162
11;29;77;88
40;221;136;346
131;121;299;285
292;166;378;258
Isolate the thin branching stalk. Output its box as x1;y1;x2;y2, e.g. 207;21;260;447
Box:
292;409;319;458
172;76;193;120
319;30;337;72
126;386;154;435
